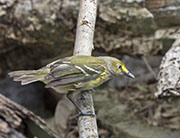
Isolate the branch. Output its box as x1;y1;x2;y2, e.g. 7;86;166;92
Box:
0;93;59;138
73;0;98;137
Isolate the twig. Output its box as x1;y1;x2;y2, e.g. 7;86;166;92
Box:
142;56;157;80
73;0;98;138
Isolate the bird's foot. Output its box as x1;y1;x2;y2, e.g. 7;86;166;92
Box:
90;88;95;93
76;111;95;118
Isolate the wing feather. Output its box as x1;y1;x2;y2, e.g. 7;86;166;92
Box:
45;56;106;90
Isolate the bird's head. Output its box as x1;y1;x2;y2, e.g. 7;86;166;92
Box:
102;57;135;78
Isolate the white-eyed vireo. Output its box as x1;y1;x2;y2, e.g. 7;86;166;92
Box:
9;55;134;115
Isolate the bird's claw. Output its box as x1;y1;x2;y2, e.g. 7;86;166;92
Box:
76;111;96;118
90;88;95;93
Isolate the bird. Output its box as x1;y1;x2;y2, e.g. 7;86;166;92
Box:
9;55;135;116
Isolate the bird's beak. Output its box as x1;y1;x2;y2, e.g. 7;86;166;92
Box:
124;71;135;79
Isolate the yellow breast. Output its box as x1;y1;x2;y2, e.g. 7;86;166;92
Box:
86;70;107;89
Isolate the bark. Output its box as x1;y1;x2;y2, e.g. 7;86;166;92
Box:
155;36;180;97
0;93;59;138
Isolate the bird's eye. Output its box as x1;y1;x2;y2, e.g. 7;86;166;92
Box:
117;65;122;69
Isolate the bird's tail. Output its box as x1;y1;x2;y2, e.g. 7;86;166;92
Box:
8;69;49;85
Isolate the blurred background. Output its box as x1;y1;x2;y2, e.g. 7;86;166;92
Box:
0;0;180;138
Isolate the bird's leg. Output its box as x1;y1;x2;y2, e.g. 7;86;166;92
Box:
66;91;95;117
66;91;82;112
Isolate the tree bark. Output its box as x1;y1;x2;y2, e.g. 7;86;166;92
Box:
155;36;180;97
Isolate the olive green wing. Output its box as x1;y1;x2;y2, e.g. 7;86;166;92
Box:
45;57;106;89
